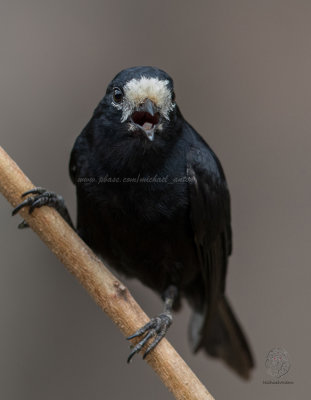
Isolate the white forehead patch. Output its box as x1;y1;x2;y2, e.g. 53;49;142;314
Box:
124;77;171;108
117;76;175;123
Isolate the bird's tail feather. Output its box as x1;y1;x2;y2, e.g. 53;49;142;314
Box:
190;296;254;379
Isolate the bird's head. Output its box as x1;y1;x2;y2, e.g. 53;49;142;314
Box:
98;66;180;142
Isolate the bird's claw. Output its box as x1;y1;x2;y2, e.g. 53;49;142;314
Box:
12;187;65;227
17;220;29;229
21;187;47;198
126;313;172;363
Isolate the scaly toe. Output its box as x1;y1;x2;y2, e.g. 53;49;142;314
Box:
126;313;172;362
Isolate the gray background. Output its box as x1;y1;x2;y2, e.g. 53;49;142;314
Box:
0;1;309;399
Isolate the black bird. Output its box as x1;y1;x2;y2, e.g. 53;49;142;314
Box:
13;66;254;378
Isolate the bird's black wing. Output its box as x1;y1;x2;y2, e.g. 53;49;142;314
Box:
187;144;232;329
69;121;98;244
187;143;254;379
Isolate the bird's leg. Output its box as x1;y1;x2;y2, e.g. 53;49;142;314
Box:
12;187;74;229
127;285;178;362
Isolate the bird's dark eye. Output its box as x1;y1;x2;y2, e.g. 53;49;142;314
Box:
172;91;176;102
113;87;123;103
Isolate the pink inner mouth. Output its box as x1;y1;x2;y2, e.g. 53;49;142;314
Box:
131;111;160;130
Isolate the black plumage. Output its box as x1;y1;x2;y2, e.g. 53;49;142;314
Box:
14;66;254;378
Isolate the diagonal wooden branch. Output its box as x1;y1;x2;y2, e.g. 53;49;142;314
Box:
0;145;214;400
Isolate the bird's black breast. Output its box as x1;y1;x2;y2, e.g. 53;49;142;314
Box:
70;112;230;301
71;130;199;294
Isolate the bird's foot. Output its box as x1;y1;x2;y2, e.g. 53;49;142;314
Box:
12;187;69;228
126;313;172;363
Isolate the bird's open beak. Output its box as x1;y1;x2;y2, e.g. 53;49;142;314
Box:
131;99;160;141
